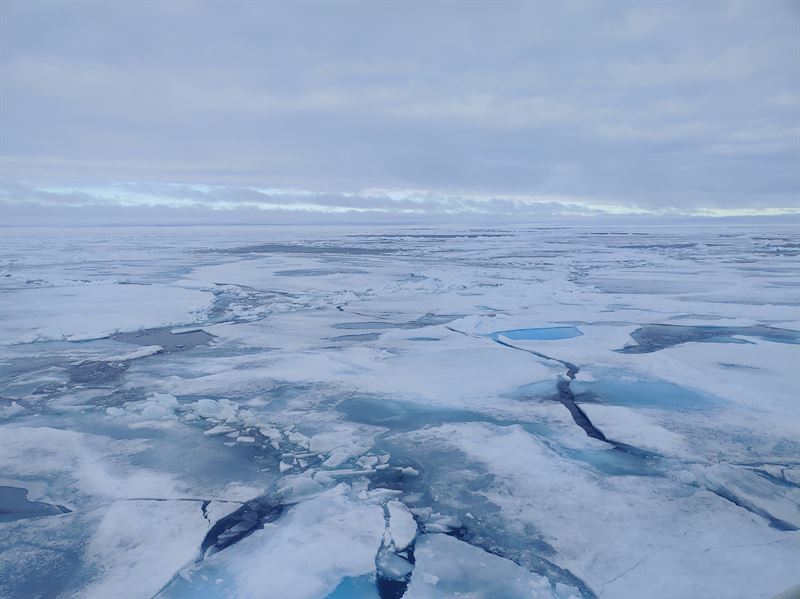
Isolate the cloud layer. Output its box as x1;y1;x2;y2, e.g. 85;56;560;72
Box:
1;1;798;223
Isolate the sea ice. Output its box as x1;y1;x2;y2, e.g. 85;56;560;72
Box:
406;533;578;599
2;224;798;599
0;282;213;345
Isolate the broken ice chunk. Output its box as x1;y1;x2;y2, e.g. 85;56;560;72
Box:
190;399;239;422
357;455;379;468
377;551;414;580
286;431;310;448
422;513;461;534
387;500;417;551
322;449;352;469
204;425;236;436
258;426;282;441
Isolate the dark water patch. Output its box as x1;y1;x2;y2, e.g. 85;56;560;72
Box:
68;361;128;385
619;324;800;353
113;328;214;352
555;376;607;443
331;333;382;342
0;486;70;522
220;243;392;255
377;571;410;599
66;327;213;386
407;313;463;327
377;546;415;599
200;495;284;557
366;455;425;493
408;337;439;342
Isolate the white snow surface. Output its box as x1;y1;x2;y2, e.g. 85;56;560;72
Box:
75;500;210;599
0;281;213;344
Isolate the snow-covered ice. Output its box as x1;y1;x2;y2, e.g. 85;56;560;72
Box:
1;224;798;599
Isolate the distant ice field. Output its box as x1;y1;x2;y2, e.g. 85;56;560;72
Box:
1;224;798;599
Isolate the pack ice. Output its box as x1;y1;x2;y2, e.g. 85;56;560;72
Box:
1;224;798;599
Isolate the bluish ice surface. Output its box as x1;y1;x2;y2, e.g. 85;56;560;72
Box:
340;396;503;432
488;326;583;341
326;575;380;599
573;377;722;410
564;448;659;477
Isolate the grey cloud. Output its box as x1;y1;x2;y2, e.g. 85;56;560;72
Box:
1;0;798;222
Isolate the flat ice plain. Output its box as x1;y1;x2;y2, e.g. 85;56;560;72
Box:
1;224;798;599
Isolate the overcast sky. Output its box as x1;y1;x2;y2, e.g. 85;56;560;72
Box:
1;0;798;224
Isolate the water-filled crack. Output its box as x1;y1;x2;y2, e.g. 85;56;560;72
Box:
706;487;797;531
365;452;595;599
445;326;649;458
199;495;284;557
440;525;597;599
